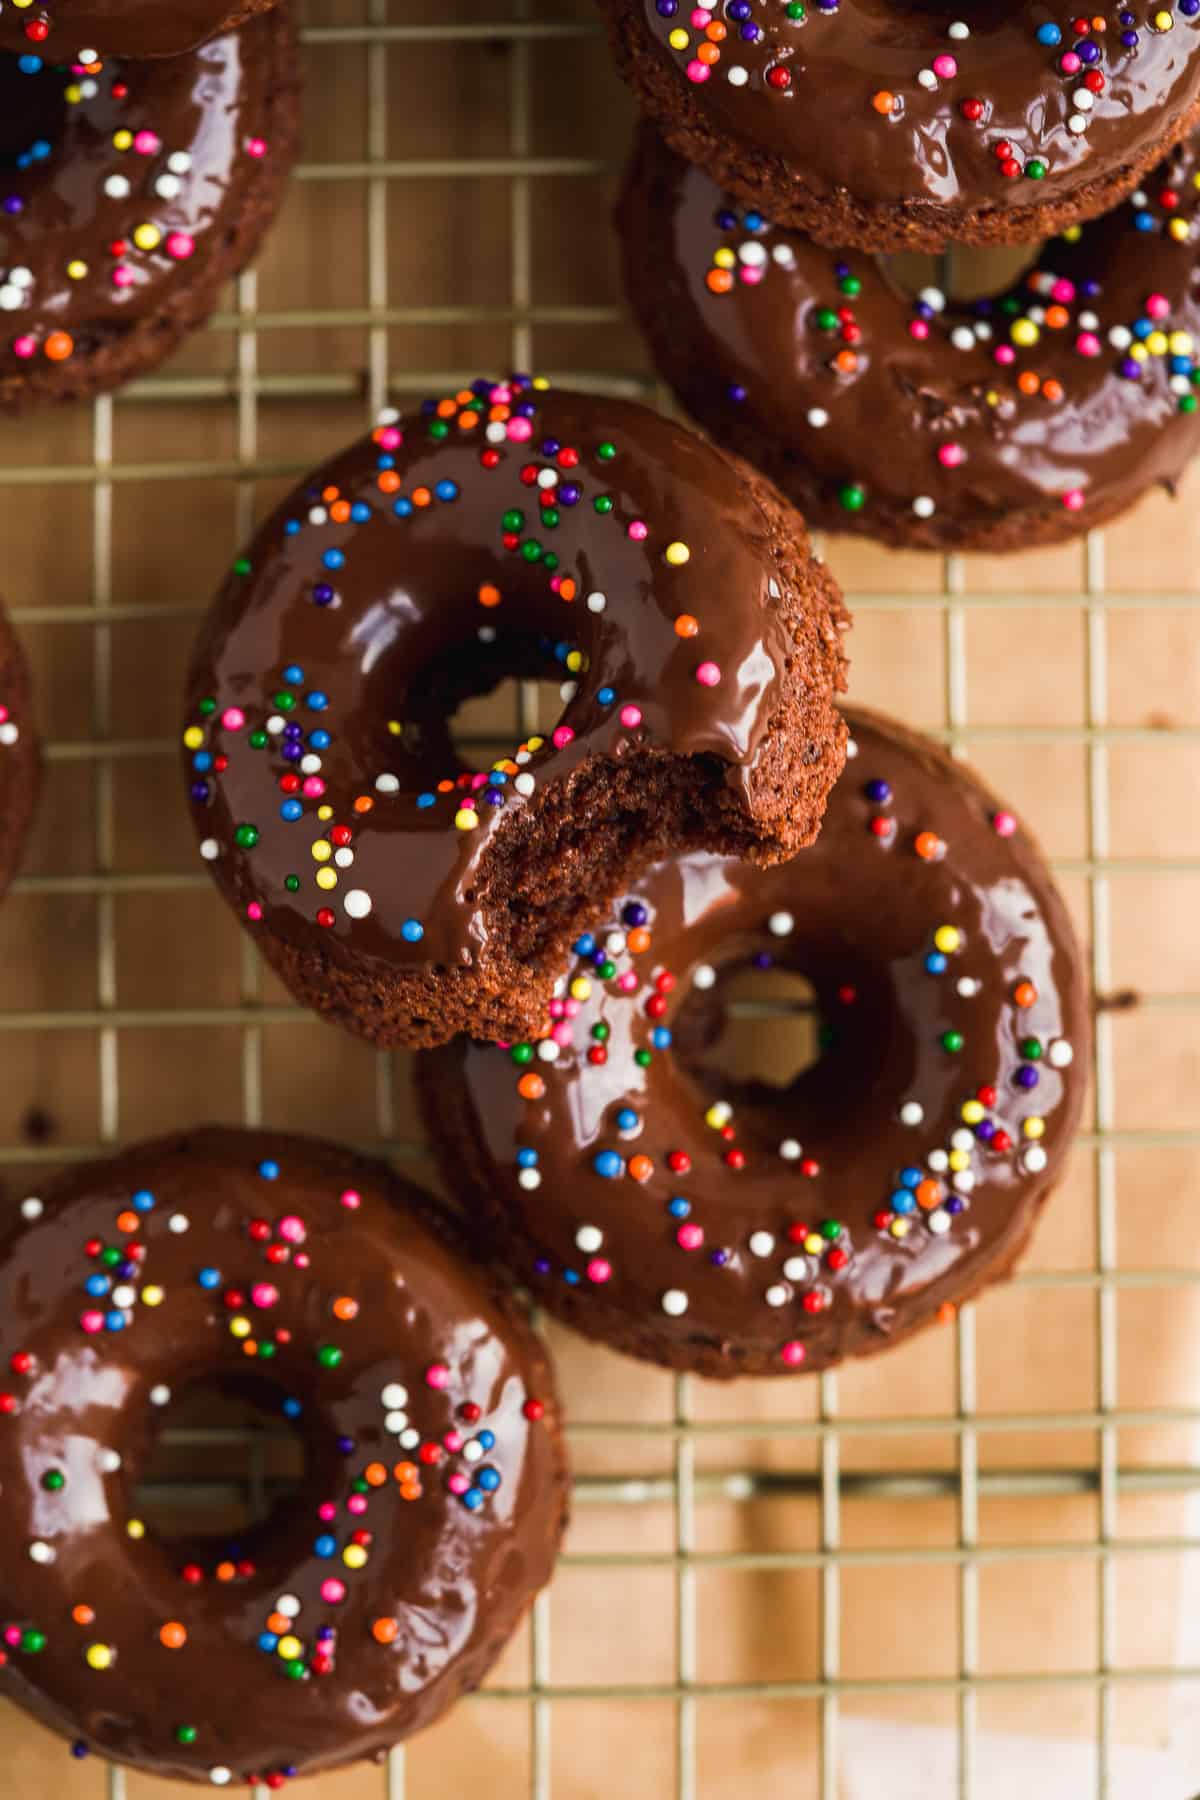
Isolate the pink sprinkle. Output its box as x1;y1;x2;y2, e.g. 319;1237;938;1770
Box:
376;426;402;450
133;129;160;155
992;809;1017;838
443;1431;463;1453
0;708;9;724
506;417;532;442
4;1627;21;1647
250;1283;278;1310
938;442;966;468
993;344;1016;365
1075;331;1100;357
617;971;638;993
346;1493;367;1515
302;776;325;798
1059;50;1081;73
677;1224;704;1251
426;1362;450;1390
294;1251;310;1269
586;1258;612;1284
1146;291;1170;321
909;319;930;341
1062;488;1085;511
489;384;512;404
627;519;648;541
278;1215;306;1244
563;998;580;1018
469;771;488;791
695;661;721;687
690;6;712;21
551;725;574;749
932;53;957;77
548;999;565;1020
318;1502;336;1521
447;1472;469;1495
222;707;245;730
12;336;35;361
459;796;476;812
246;902;263;922
245;136;267;158
739;265;765;286
686;58;710;82
780;1340;807;1368
320;1579;345;1604
340;1189;360;1210
1051;279;1076;304
619;704;642;728
112;266;134;288
551;1021;573;1047
80;1310;104;1334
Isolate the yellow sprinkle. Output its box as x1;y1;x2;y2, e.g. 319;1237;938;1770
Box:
804;1233;824;1255
949;1150;970;1173
277;1635;303;1661
1170;218;1192;242
960;1100;984;1126
126;1519;145;1539
1023;1117;1045;1139
933;925;961;954
454;808;479;831
1170;330;1194;354
665;541;691;566
1130;342;1149;364
526;735;545;751
183;726;204;749
64;83;82;104
569;976;592;1001
112;129;133;151
311;839;332;862
133;223;161;252
316;804;333;821
1063;225;1083;243
532;376;550;390
1153;8;1173;27
229;1316;251;1339
66;259;88;280
315;867;337;890
141;1285;164;1307
566;650;583;672
85;1644;113;1670
668;26;689;47
985;390;1000;407
1146;330;1168;356
1010;319;1039;348
706;1101;733;1129
342;1544;368;1570
387;719;402;736
713;247;737;270
890;1219;910;1239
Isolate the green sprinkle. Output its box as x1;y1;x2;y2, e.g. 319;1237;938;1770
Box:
838;482;866;513
273;691;296;712
543;552;559;572
40;1469;65;1492
284;874;300;892
1180;393;1198;414
101;1246;121;1268
941;1030;964;1053
598;960;616;980
284;1660;306;1680
198;697;216;716
540;508;560;530
502;509;525;533
786;1;805;15
175;1726;198;1746
597;441;616;460
1019;1037;1042;1060
20;1629;45;1654
511;1043;534;1065
232;558;251;576
248;730;268;750
234;824;259;849
634;1049;652;1068
839;275;861;297
520;541;543;563
819;1220;841;1241
257;1342;277;1360
591;1022;609;1043
316;1345;342;1369
428;419;449;440
593;495;614;515
815;307;839;331
1025;159;1046;180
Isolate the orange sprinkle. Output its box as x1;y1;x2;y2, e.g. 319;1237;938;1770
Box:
628;1153;654;1183
322;485;339;503
159;1621;187;1650
330;500;351;523
116;1210;139;1234
242;1339;258;1357
488;404;511;423
916;1179;942;1211
332;1295;358;1321
267;1611;290;1635
705;18;726;37
353;795;374;814
517;1072;546;1102
478;582;502;608
455;388;473;406
400;1482;422;1502
1042;378;1063;402
364;1461;388;1487
833;349;858;374
706;267;734;295
872;89;897;114
674;613;699;638
216;1562;236;1583
457;410;479;431
558;577;577;602
372;1618;399;1645
696;40;720;63
1017;370;1040;396
72;1605;95;1627
1045;304;1069;330
376;470;401;494
412;486;432;508
45;330;73;362
937;1302;957;1326
437;779;455;793
914;830;941;861
627;926;651;955
393;1462;418;1484
1014;979;1038;1008
436;398;457;419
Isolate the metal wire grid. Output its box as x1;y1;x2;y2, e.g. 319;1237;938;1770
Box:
0;6;1196;1798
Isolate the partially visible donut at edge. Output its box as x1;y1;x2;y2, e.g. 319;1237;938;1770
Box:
182;375;850;1051
0;0;280;62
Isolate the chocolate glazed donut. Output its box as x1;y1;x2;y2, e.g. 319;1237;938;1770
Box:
598;0;1200;250
0;14;298;409
419;711;1089;1378
0;1128;568;1786
183;376;849;1051
0;0;278;62
619;124;1200;551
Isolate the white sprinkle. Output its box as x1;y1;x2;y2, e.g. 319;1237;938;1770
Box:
912;496;936;519
767;910;794;937
927;1149;949;1173
764;1284;789;1308
399;1428;420;1449
154;173;182;199
693;963;716;990
779;1138;802;1160
1023;1145;1048;1173
948;19;970;36
1171;374;1192;395
478;625;497;643
516;748;531;764
375;773;399;794
149;1385;171;1406
275;1594;301;1618
586;591;607;613
168;151;193;174
953;1170;975;1194
462;1438;484;1462
806;407;829;429
265;715;285;735
381;1383;408;1409
1048;1040;1074;1069
0;286;23;312
951;1129;974;1153
1079;310;1099;331
167;1213;189;1234
576;1225;603;1253
738;240;768;268
1132;190;1148;206
748;1231;775;1257
973;321;992;341
957;977;981;998
1027;305;1046;326
20;1197;42;1221
950;326;975;351
536;1039;559;1063
768;577;781;599
517;1168;541;1191
536;468;558;488
210;1771;232;1788
899;1101;924;1126
1067;113;1087;134
199;838;220;861
918;286;946;313
111;1285;136;1309
29;1541;54;1564
661;1288;688;1317
307;505;327;526
299;753;322;775
486;422;507;444
99;1449;122;1473
8;267;32;289
927;1209;951;1235
918;67;937;88
772;244;797;270
1073;88;1095;110
605;931;626;955
343;889;372;919
845;737;859;759
559;681;577;705
727;63;749;85
782;1256;811;1282
514;772;535;797
1109;325;1133;351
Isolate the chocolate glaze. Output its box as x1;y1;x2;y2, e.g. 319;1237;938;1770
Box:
620;124;1200;548
618;0;1200;222
0;1128;567;1785
0;0;272;62
419;711;1089;1377
183;377;848;1049
0;21;291;383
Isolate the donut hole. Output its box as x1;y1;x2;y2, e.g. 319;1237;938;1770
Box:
683;963;824;1090
134;1372;306;1544
0;55;69;168
880;242;1042;305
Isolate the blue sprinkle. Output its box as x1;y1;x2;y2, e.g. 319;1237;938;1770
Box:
435;480;459;503
322;548;345;570
306;691;329;712
350;501;371;523
393;498;413;518
401;918;424;943
652;1027;672;1050
258;1633;279;1653
309;729;331;750
477;1467;501;1492
900;1166;922;1189
517;1148;538;1168
282;1397;302;1419
616;1107;639;1132
1036;20;1061;42
925;952;948;975
132;1189;155;1212
192;751;212;772
258;1159;280;1180
85;1274;110;1297
417;792;435;809
668;1197;691;1219
478;1430;495;1450
104;1311;126;1332
461;1488;484;1511
197;1268;221;1290
573;933;596;956
593;1149;624;1178
890;1191;917;1216
285;519;301;535
1134;211;1155;233
563;1268;581;1285
313;1535;336;1559
283;664;304;686
376;454;395;470
597;687;615;705
17;54;42;72
281;800;303;822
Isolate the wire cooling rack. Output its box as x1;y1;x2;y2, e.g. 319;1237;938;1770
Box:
4;3;1200;1797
